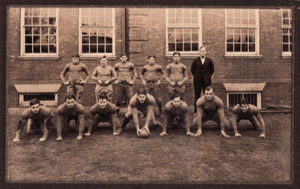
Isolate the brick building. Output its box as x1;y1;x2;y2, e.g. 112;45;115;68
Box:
7;7;292;108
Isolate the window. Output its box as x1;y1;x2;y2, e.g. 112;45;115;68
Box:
21;8;58;56
281;9;292;56
14;84;61;106
228;93;259;108
79;8;115;57
223;83;265;109
166;9;202;55
225;9;259;55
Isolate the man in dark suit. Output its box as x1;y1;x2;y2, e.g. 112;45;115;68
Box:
191;46;214;116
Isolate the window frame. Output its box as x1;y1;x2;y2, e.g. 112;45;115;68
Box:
20;7;59;57
224;9;260;56
78;8;116;58
165;8;202;56
281;8;292;57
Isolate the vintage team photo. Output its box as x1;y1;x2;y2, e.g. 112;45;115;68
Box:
6;7;292;183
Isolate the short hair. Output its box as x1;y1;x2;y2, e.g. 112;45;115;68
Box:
99;55;107;61
29;98;40;106
171;92;181;100
137;88;147;95
205;86;214;92
72;54;80;58
173;51;181;57
148;55;156;59
65;94;76;101
97;90;108;101
239;98;248;106
120;53;127;58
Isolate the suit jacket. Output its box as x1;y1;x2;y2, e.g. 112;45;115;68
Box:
191;57;214;86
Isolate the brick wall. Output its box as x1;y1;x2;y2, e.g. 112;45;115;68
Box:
7;7;292;108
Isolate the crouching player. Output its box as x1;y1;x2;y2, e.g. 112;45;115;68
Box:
187;87;230;138
85;92;121;136
13;98;53;142
160;93;191;136
229;98;266;138
56;95;86;141
120;88;162;137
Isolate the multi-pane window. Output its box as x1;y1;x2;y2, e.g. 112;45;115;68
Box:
225;9;259;55
21;8;58;55
281;9;292;55
166;9;201;54
79;8;114;56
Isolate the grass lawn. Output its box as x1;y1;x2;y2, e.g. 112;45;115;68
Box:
6;107;292;184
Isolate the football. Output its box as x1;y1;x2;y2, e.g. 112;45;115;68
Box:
138;127;150;138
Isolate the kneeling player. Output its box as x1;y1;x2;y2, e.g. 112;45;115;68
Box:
229;98;266;138
160;93;191;136
13;98;53;142
120;88;162;137
56;95;86;140
85;92;121;136
188;87;230;138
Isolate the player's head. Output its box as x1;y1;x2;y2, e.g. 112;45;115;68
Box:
65;94;76;109
120;54;128;63
97;92;108;109
29;98;41;114
204;86;214;101
72;54;80;64
137;88;147;104
199;46;207;58
239;98;249;113
171;93;181;108
148;56;156;65
173;52;181;63
99;55;107;67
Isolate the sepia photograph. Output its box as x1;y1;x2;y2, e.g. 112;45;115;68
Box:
4;3;296;187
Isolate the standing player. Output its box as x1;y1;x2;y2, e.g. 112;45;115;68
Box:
229;98;266;138
13;98;53;142
91;56;117;102
191;46;214;115
56;95;86;141
160;93;192;136
85;92;121;136
187;87;230;138
60;54;91;104
114;54;137;110
165;52;188;100
140;56;164;115
120;88;162;137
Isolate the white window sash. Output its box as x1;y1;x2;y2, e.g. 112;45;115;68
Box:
225;9;260;56
20;8;59;57
165;9;202;55
78;8;115;57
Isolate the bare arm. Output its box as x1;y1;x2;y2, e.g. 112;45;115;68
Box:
108;68;118;83
180;66;189;84
164;67;172;84
256;113;266;137
131;107;139;130
217;107;230;138
144;105;154;128
60;65;69;83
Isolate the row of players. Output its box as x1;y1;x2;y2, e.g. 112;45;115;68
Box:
59;52;188;116
12;86;266;142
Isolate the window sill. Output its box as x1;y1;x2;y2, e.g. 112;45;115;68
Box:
164;54;199;59
224;55;263;59
79;56;117;60
17;56;60;61
281;52;292;59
